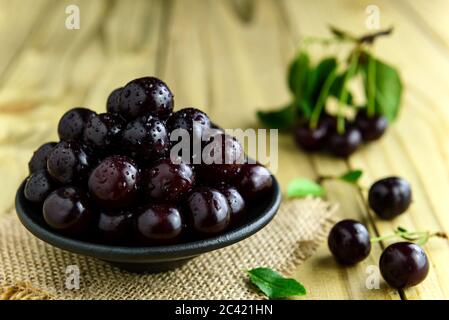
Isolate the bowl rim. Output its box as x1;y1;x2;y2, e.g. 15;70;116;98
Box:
15;176;282;262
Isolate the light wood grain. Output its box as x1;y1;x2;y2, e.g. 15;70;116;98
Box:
0;0;448;299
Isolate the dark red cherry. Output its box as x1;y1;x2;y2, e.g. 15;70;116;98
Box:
28;142;56;173
135;204;184;245
327;126;362;158
143;158;195;202
355;110;388;141
328;220;371;265
237;163;273;201
121;116;170;161
96;211;133;244
57;107;96;141
83;113;125;151
119;77;174;120
106;87;122;114
219;186;246;226
186;187;231;235
88;155;139;209
294;121;328;151
46;141;93;185
24;170;56;203
368;177;412;220
199;133;244;183
43;186;92;236
379;242;429;289
167;107;211;138
167;108;211;162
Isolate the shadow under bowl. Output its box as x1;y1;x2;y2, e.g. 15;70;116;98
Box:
15;177;282;273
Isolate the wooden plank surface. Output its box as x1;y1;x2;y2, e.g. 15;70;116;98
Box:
0;0;448;299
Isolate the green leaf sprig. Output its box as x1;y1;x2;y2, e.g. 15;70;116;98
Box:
257;26;402;131
287;169;363;198
246;267;306;299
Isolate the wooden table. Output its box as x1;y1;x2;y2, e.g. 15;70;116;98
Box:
1;0;448;300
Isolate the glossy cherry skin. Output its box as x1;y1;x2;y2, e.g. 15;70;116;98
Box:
355;110;388;141
96;211;133;244
83;113;125;152
58;107;96;141
167;107;211;138
24;170;56;203
46;141;93;185
142;158;195;202
326;126;362;158
294;121;328;151
106;87;122;114
135;204;183;245
28;142;56;173
199;133;244;183
186;187;231;235
219;186;246;226
119;77;174;120
237;164;273;201
379;242;429;289
43;186;92;236
167;108;211;162
121;116;170;161
88;155;139;209
328;219;371;265
368;177;412;220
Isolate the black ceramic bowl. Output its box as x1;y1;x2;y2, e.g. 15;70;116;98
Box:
15;177;281;273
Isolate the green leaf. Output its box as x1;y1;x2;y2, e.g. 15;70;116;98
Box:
339;169;363;183
257;104;296;130
362;55;403;121
288;51;310;97
306;57;338;103
287;178;325;198
247;267;306;299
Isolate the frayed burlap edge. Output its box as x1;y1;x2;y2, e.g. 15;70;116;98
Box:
0;281;53;300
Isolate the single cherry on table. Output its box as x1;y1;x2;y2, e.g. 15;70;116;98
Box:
328;219;371;265
379;242;429;289
368;177;412;220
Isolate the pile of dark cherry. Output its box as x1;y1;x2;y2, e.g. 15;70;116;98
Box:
23;76;273;246
328;176;430;289
294;111;388;157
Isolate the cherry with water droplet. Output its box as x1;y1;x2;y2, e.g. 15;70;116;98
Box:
46;141;93;185
142;158;195;202
58;107;96;141
121;115;170;161
88;155;139;209
24;170;56;203
43;186;92;236
135;204;184;245
186;187;231;235
28;142;56;174
119;77;174;120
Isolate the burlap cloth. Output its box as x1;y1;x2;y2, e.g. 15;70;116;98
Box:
0;198;336;300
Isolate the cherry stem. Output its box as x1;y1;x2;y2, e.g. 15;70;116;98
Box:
337;50;360;134
310;69;337;129
367;50;376;117
329;26;394;45
371;227;448;245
